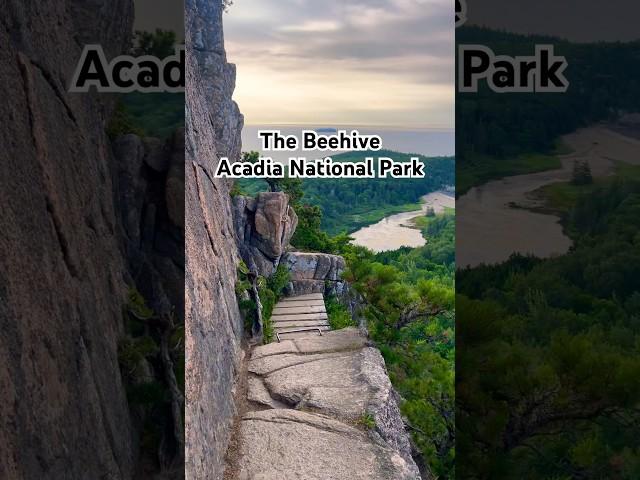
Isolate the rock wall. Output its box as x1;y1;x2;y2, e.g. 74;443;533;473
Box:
283;252;347;296
0;1;137;478
185;0;245;478
113;131;185;321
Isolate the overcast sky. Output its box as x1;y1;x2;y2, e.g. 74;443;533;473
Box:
224;0;454;128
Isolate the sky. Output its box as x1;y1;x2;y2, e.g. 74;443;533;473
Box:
224;0;454;129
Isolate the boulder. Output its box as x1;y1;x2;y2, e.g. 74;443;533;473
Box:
282;252;347;296
231;195;256;244
142;137;170;172
251;192;298;259
232;192;298;277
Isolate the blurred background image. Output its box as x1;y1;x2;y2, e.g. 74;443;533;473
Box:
456;1;640;478
1;0;184;478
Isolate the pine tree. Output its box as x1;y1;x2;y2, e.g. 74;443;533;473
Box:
571;160;593;185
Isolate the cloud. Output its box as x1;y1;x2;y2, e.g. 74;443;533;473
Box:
279;20;342;33
224;0;453;128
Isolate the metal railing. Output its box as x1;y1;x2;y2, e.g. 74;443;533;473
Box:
276;327;323;343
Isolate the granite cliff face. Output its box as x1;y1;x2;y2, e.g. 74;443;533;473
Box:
113;130;185;321
1;1;187;477
185;0;245;478
0;1;136;478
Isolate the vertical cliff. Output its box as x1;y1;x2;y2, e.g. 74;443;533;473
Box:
0;1;136;478
185;1;245;478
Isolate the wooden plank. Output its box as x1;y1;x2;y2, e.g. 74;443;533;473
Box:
270;312;328;322
273;320;330;328
275;330;324;340
272;305;325;315
277;326;331;335
275;300;325;308
280;293;324;302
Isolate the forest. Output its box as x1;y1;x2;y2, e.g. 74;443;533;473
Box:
456;26;640;478
354;211;456;477
457;166;640;478
457;26;640;193
107;30;185;140
239;150;454;234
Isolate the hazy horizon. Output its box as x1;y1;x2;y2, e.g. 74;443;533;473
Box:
241;125;455;158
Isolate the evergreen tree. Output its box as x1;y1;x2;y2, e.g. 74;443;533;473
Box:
571;160;593;185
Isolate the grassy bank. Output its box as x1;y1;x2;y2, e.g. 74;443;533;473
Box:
536;162;640;215
457;152;562;197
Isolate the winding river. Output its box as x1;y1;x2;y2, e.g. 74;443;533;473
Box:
350;191;455;252
348;126;640;261
457;126;640;267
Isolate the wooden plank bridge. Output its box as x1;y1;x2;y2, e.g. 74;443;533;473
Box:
271;293;331;341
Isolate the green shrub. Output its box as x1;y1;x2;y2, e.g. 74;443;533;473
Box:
357;413;376;430
260;287;276;321
262;314;275;344
106;102;145;140
326;297;356;330
127;288;154;320
118;336;159;375
267;264;290;299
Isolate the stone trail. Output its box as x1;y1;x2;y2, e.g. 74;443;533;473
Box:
231;292;424;479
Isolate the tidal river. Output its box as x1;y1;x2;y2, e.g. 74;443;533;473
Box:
457;126;640;267
350;191;455;253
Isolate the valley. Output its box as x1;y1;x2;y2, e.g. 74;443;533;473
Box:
457;125;640;267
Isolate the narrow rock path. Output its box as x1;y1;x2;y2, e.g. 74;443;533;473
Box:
229;294;423;480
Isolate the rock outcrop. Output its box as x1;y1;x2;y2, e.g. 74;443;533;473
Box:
113;130;185;320
232;193;298;276
186;0;245;478
232;195;346;298
189;0;242;163
0;0;137;478
283;251;347;296
240;328;422;479
238;410;417;480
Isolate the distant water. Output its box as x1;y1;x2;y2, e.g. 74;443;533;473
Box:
351;191;455;252
241;125;454;161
